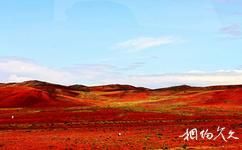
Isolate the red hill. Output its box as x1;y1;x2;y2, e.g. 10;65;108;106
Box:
0;85;85;108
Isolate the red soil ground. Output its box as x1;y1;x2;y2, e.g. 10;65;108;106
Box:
0;81;241;149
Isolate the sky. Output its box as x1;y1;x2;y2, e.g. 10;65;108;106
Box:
0;0;242;88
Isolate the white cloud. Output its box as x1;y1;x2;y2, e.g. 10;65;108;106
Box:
114;36;176;51
124;72;242;88
0;58;74;84
8;74;35;82
0;58;120;86
220;24;242;38
1;58;242;88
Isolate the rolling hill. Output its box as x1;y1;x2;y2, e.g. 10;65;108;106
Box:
0;80;241;111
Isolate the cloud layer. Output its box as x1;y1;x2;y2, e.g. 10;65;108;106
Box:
1;58;242;88
220;24;242;38
114;36;175;51
0;58;74;84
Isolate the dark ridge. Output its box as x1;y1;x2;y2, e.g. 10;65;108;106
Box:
89;84;148;92
153;85;197;91
0;82;18;86
153;84;242;92
19;80;66;88
15;80;74;94
68;84;90;92
204;85;242;90
1;80;242;92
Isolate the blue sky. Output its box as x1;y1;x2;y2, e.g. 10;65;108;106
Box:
0;0;242;88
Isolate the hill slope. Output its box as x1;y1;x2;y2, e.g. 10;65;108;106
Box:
0;80;242;110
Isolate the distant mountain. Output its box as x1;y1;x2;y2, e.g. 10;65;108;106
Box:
0;80;242;108
89;84;148;92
